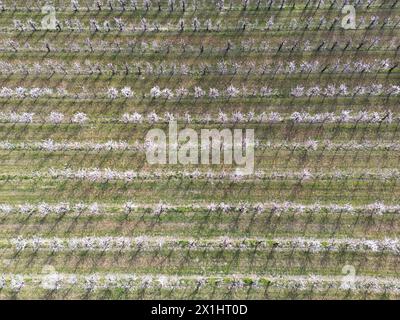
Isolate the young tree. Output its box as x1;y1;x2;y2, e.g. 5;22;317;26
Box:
71;112;89;124
48;112;64;124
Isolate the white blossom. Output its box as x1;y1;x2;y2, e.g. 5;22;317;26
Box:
71;112;88;124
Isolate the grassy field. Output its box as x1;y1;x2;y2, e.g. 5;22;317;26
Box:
0;0;399;299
